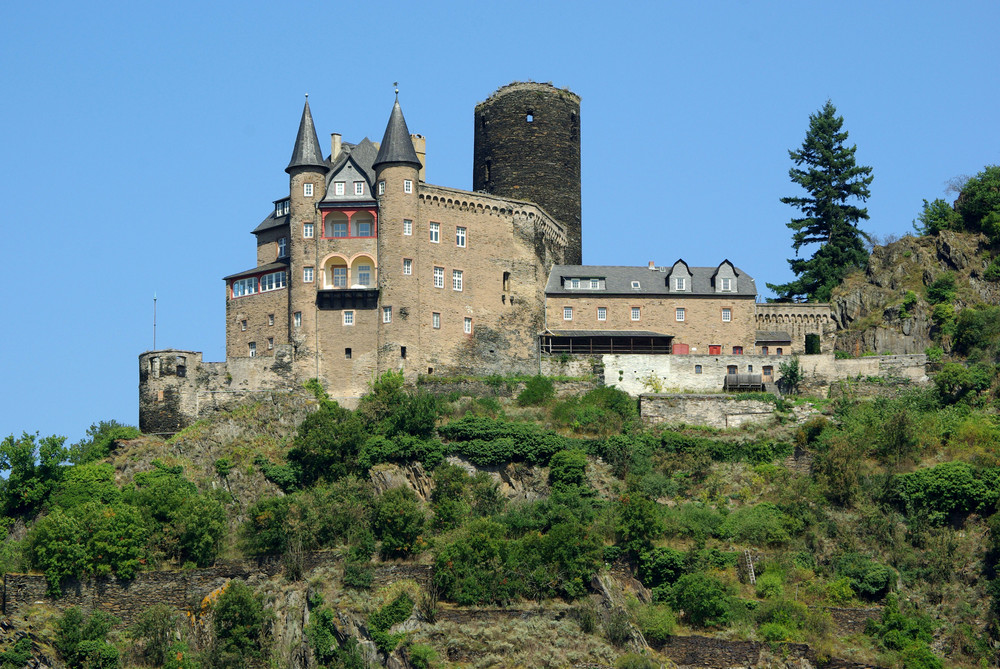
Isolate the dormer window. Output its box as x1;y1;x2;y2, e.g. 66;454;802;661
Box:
334;182;345;196
674;277;686;291
570;278;580;289
354;181;364;196
631;281;641;290
590;278;599;289
721;277;732;291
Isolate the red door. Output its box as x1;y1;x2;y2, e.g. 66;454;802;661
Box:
673;343;689;354
709;345;721;355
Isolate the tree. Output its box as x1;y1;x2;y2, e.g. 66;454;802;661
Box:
767;101;873;302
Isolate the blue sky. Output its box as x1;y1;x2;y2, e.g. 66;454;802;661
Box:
3;1;999;442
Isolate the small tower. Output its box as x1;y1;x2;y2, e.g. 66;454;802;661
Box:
473;82;582;264
286;95;329;212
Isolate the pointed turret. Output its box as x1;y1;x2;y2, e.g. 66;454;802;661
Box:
373;95;422;171
286;95;327;174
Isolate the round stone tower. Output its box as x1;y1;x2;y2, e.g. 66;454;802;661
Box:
473;82;582;264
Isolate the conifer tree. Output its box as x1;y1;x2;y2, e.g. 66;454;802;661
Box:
767;101;873;302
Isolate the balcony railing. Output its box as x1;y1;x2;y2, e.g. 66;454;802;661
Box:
316;288;379;311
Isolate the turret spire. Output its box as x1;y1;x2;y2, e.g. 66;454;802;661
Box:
286;95;327;173
372;93;421;171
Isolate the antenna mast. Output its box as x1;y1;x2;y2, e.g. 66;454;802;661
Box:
153;292;157;350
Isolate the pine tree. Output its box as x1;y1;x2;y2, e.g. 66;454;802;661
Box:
767;101;873;302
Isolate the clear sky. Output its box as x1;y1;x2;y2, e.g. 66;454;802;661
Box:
3;1;999;442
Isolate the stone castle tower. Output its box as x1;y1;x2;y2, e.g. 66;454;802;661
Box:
473;82;582;264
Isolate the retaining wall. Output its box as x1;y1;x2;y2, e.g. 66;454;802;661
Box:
640;395;776;429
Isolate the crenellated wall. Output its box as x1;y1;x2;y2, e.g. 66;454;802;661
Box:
755;302;837;353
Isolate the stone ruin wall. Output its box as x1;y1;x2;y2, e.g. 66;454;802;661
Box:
755;302;837;353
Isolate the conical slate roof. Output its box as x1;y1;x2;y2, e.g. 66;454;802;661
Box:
372;98;421;171
286;97;327;173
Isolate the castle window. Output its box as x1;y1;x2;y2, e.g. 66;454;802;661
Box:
503;272;511;291
563;306;573;321
722;308;732;322
232;277;257;298
383;306;392;323
631;307;641;321
776;347;783;355
268;314;275;326
456;227;466;247
762;346;769;355
333;267;347;288
597;307;607;321
404;219;412;236
303;267;314;283
294;312;302;328
526;112;534;123
304;183;313;197
429;222;439;243
241;320;247;331
721;277;732;291
727;365;738;375
631;281;641;290
260;271;286;292
267;338;274;350
694;365;702;374
343;311;354;326
283;201;289;215
354;219;373;237
248;342;256;357
403;258;412;275
591;278;600;289
401;346;406;358
432;312;440;329
345;348;352;359
433;266;444;288
277;237;287;258
404;179;412;194
453;270;463;291
748;365;753;372
674;277;686;291
334;182;345;196
676;308;685;322
378;181;385;195
733;346;743;355
356;265;372;287
464;317;472;334
332;222;347;237
303;223;314;239
176;356;186;377
354;181;364;195
570;278;580;289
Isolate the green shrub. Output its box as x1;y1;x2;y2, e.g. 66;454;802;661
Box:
287;402;366;486
615;653;656;669
826;576;855;605
438;416;571;465
242;496;292;556
667;573;732;628
0;432;67;518
755;572;784;599
548;449;589;490
517;375;555;406
914;198;962;235
209;581;271;668
638;547;686;588
615;489;664;555
602;607;633;647
924;346;944;363
984;257;1000;282
68;420;140;465
369;593;414;655
836;553;894;601
759;622;793;642
719;503;801;546
953;304;1000;361
633;603;675;645
430;463;472;531
130;604;179;666
408;643;437;669
899;291;918;319
892;461;999;522
372;487;425;559
925;273;956;305
662;503;724;542
552;386;637;434
55;607;120;669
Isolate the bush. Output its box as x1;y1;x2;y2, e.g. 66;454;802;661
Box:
372;487;425;559
517;375;555;406
892;461;999;522
68;420;140;465
719;503;800;546
755;572;784;599
925;273;956;305
209;581;271;668
956;165;1000;233
914;198;962;235
667;573;732;628
0;432;67;517
548;449;589;490
287;402;366;486
131;603;179;666
615;489;664;555
369;593;414;655
408;643;437;669
953;305;1000;361
836;553;894;601
616;653;657;669
55;607;120;669
638;547;686;588
633;603;675;645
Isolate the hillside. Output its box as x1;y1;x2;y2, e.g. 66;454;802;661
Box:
5;358;1000;669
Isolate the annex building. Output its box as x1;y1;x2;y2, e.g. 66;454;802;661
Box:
138;82;839;434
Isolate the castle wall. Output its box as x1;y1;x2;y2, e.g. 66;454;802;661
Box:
640;394;776;429
225;284;290;360
755;302;836;353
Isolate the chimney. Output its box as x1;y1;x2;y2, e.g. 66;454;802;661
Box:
330;133;342;162
411;134;426;182
648;261;655;270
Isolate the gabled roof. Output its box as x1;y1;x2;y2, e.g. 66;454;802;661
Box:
321;138;378;205
286;97;327;173
372;98;421;171
755;331;792;343
546;264;757;297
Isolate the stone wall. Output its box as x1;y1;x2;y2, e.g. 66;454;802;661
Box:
657;634;879;668
604;352;927;397
2;554;432;625
640;394;776;429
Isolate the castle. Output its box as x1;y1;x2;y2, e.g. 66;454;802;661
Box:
139;82;844;434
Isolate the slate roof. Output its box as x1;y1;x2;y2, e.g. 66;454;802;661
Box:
545;264;757;297
545;329;672;338
372;99;421;170
321;138;378;205
223;260;289;281
286;98;327;173
252;210;290;234
755;331;792;342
